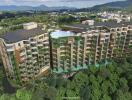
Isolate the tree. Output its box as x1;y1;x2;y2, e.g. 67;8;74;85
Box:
126;56;132;64
102;94;111;100
45;87;57;100
115;90;132;100
119;78;129;93
98;67;111;81
32;88;45;100
58;15;77;24
16;89;32;100
80;86;91;100
0;94;10;100
0;70;4;95
56;87;66;100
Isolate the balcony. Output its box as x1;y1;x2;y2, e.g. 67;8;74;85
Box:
7;48;14;52
43;37;49;41
24;44;30;47
30;41;37;44
20;52;25;57
60;45;66;48
43;41;49;45
44;46;49;49
26;61;32;65
53;61;57;64
27;54;32;59
26;49;31;52
129;45;132;48
31;47;37;50
20;57;26;63
38;43;43;47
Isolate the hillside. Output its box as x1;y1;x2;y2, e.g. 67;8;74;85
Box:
91;0;132;10
74;0;132;12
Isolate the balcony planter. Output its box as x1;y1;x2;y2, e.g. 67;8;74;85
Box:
129;45;132;48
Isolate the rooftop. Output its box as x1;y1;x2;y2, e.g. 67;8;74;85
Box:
23;22;37;26
94;21;132;28
51;30;75;39
0;27;45;43
66;21;132;30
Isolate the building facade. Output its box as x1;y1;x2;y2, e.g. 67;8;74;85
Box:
51;22;132;74
0;22;50;85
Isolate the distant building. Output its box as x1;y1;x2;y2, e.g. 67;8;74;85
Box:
98;12;131;23
82;20;94;25
101;18;109;22
23;22;38;30
0;22;50;85
121;15;131;22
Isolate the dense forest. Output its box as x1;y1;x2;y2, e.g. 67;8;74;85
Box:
0;56;132;100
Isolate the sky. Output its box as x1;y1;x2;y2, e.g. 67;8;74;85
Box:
0;0;125;8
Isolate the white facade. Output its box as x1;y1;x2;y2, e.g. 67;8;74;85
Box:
23;22;38;30
82;20;94;25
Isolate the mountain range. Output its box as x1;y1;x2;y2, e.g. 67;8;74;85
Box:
0;0;131;11
0;5;76;11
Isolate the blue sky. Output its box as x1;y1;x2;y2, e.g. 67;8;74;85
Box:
0;0;125;8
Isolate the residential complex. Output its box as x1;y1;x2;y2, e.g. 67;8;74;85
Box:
0;21;132;85
51;30;88;74
0;22;50;85
51;21;132;73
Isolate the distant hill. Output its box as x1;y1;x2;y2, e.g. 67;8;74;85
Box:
0;5;76;11
91;0;132;10
74;0;132;12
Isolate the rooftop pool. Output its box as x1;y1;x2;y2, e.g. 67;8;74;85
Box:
51;30;75;38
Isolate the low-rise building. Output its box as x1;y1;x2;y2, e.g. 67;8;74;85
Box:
82;20;94;25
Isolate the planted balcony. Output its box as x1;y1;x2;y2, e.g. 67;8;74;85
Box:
129;45;132;48
75;36;82;42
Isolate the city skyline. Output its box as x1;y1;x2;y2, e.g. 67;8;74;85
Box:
0;0;125;8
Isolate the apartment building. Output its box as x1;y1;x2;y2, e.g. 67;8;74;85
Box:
51;21;132;74
0;22;50;85
0;21;132;85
